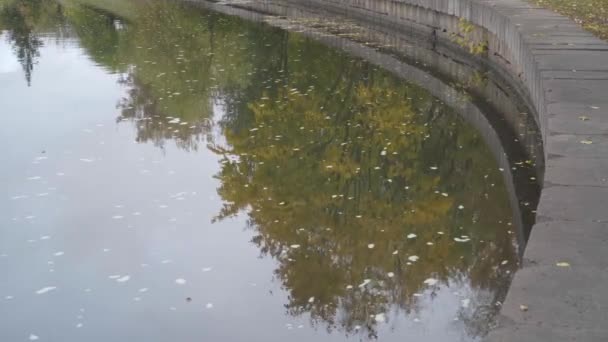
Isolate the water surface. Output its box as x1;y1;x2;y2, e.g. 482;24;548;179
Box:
1;1;531;341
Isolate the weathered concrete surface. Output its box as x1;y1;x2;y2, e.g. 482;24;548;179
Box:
278;0;608;340
202;0;608;340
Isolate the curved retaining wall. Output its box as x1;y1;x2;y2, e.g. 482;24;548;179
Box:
193;0;607;338
202;0;608;339
196;0;543;253
290;0;608;340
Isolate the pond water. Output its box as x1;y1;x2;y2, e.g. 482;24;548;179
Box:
0;0;538;341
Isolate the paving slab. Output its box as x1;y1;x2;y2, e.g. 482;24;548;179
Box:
489;265;608;341
537;52;608;71
546;133;608;159
544;157;608;187
548;116;608;135
542;70;608;80
535;184;608;222
524;221;608;268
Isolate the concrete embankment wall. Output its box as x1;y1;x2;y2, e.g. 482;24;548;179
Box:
285;0;608;340
200;0;608;339
189;0;608;338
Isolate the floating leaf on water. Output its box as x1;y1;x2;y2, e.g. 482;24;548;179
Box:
423;278;438;286
408;255;419;262
580;140;593;144
290;244;300;249
367;243;375;249
407;233;417;239
454;237;471;242
35;286;57;295
116;275;130;283
358;279;371;287
374;313;386;323
556;262;571;267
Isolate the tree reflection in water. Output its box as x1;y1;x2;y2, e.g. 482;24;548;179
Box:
1;0;47;85
0;0;521;339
